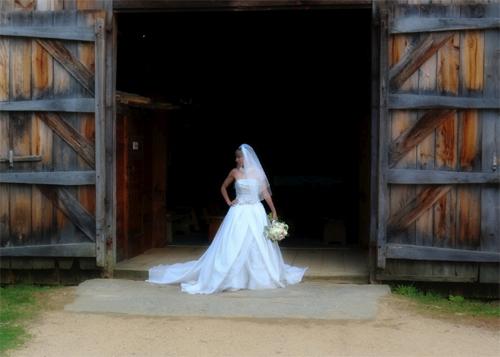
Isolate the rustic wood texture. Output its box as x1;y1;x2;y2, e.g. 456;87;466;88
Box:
389;109;455;167
0;25;95;41
386;243;500;263
52;10;80;244
0;98;95;112
76;8;96;243
0;242;95;257
112;0;372;11
104;0;116;272
0;9;101;252
39;112;95;167
388;185;452;234
31;10;54;246
0;7;10;249
389;32;453;90
415;3;441;279
480;3;500;284
454;5;484;281
432;4;460;279
388;93;500;109
391;17;500;34
388;3;419;277
94;15;105;267
0;171;96;185
36;39;95;95
388;169;499;184
381;2;500;282
9;11;33;246
38;186;96;242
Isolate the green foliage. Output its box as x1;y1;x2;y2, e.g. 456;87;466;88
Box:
392;284;500;318
0;285;51;355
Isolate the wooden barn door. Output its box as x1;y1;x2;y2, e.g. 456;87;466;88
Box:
0;10;107;267
376;1;500;282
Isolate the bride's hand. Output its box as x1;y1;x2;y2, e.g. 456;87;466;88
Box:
272;211;278;220
228;199;238;207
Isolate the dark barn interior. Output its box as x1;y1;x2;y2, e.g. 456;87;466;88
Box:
115;9;372;260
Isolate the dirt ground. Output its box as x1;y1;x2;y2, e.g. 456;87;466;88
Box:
9;287;500;357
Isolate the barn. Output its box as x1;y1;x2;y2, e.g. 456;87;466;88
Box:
0;0;498;288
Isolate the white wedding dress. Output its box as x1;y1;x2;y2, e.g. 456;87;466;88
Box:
147;178;309;294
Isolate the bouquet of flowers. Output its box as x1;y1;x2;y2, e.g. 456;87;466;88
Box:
264;213;289;242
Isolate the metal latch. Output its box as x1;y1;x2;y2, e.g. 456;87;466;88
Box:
0;150;42;168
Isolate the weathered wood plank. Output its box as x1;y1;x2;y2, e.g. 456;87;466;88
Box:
437;31;460;96
388;185;452;234
386;243;500;263
9;11;32;246
0;25;95;41
376;3;390;269
38;186;96;242
36;39;95;95
376;271;476;283
370;1;381;278
53;10;84;244
0;242;95;257
414;3;439;280
76;9;96;243
31;10;55;246
0;171;96;185
480;3;500;284
0;98;95;112
35;0;64;11
455;6;484;279
0;15;9;105
461;31;484;93
390;109;455;167
458;110;481;171
112;0;372;11
389;32;453;89
0;154;41;164
387;3;420;278
391;17;500;34
39;112;95;168
0;0;14;12
104;2;117;272
389;94;500;109
433;4;460;280
0;1;10;248
388;169;499;184
94;16;106;267
13;0;35;11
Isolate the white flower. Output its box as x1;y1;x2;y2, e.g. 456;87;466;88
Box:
264;218;289;242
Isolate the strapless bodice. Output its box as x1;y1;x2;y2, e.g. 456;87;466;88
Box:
235;179;260;205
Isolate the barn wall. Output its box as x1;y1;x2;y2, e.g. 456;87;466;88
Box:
378;1;500;283
0;0;110;282
116;106;168;262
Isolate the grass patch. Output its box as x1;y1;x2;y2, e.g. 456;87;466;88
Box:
0;285;52;355
392;284;500;318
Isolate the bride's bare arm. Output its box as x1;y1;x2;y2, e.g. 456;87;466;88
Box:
262;189;277;220
221;169;237;206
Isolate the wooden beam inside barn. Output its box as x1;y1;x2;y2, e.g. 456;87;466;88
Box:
112;0;372;12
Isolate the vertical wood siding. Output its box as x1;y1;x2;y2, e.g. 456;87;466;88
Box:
383;1;500;282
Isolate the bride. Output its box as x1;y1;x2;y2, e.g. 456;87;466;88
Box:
147;143;308;294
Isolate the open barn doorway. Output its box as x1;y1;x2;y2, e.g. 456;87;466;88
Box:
114;8;372;267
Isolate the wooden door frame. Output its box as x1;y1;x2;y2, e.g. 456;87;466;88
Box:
108;0;377;272
112;0;372;12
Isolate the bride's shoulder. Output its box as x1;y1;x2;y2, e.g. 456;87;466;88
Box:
228;168;239;178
